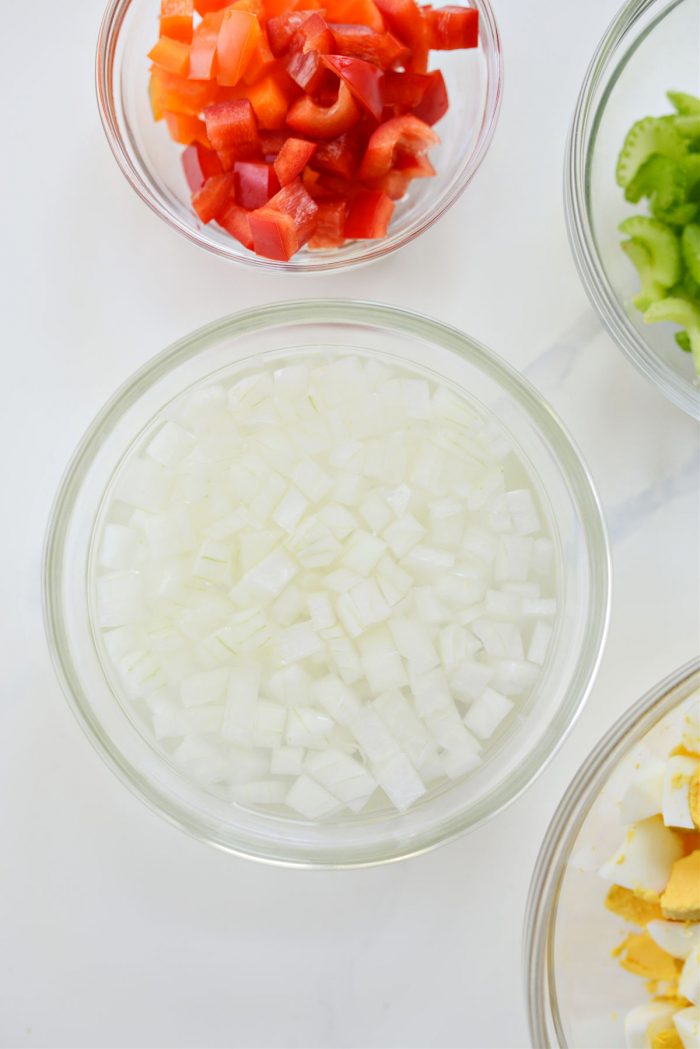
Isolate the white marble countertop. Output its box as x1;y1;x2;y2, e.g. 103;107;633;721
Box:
1;0;698;1045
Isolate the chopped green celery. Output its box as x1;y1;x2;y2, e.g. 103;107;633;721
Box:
644;297;700;374
675;330;692;352
681;224;700;283
621;240;666;310
616;117;687;188
674;115;700;139
624;155;696;224
685;156;700;197
668;91;700;116
618;216;682;287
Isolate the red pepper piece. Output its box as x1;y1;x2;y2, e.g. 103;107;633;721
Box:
148;36;191;76
246;74;290;130
259;130;289;157
424;6;478;49
358;113;438;178
242;29;276;84
218;200;254;248
191;171;236;222
322;55;384;121
234;160;281;208
395;150;435;177
248;209;299;259
328;24;408;68
344;189;394;237
164;112;211;146
412;69;448;124
267;12;311;54
262;178;319;244
194;0;229;13
381;70;429;108
160;0;194;43
150;69;219;116
287;80;360;138
311;129;363;177
309;200;348;248
217;10;262;86
188;11;225;79
373;0;428;70
204;99;259;152
182;142;224;191
325;0;385;33
274;137;317;185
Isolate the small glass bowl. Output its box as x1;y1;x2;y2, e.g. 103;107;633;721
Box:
565;0;700;419
43;301;610;867
95;0;502;273
525;657;700;1048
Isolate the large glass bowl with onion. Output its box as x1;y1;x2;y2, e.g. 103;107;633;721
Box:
565;0;700;419
95;0;502;272
43;301;609;867
525;657;700;1048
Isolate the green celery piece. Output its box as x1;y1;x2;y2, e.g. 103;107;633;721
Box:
618;215;682;287
684;155;700;199
625;154;685;206
616;117;687;188
675;330;692;352
644;297;700;375
674;115;700;139
681;224;700;284
621;239;667;311
667;91;700;116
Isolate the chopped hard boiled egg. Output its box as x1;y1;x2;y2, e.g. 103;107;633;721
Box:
94;355;558;819
599;817;685;897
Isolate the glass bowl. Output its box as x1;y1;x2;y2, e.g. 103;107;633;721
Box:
525;657;700;1048
95;0;502;273
565;0;700;419
43;300;610;867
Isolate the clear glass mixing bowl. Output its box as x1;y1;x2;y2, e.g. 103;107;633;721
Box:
43;301;610;867
565;0;700;419
525;657;700;1048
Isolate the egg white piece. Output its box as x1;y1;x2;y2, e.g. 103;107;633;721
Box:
679;947;700;1008
619;754;666;823
681;701;700;757
674;1006;700;1049
624;1001;679;1049
647;920;700;960
599;817;685;896
662;755;699;830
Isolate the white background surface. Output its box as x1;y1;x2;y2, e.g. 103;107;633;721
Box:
2;0;699;1046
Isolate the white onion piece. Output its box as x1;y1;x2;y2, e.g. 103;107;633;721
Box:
95;356;557;819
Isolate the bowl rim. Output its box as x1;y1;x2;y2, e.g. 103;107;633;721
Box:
564;0;700;420
42;299;611;867
95;0;503;273
524;655;700;1048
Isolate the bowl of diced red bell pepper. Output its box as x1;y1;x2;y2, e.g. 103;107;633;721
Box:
97;0;501;269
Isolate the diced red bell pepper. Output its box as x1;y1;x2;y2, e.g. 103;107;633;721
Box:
310;129;363;177
150;69;219;116
217;10;263;85
412;68;448;124
286;49;328;93
267;12;312;54
188;11;225;79
260;130;289;156
160;0;194;43
204;99;259;152
263;178;319;244
234;160;280;208
424;5;478;49
287;80;360;138
249;209;299;259
395;150;434;176
381;70;429;108
148;36;191;76
218;200;255;248
329;24;408;68
325;0;385;33
194;0;230;14
321;55;384;121
309;199;348;248
293;12;335;52
242;29;276;84
315;172;363;197
192;171;236;222
165;112;211;146
246;74;290;129
373;0;428;70
358;113;438;178
344;189;394;237
366;168;411;198
274;137;317;184
182;141;224;191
